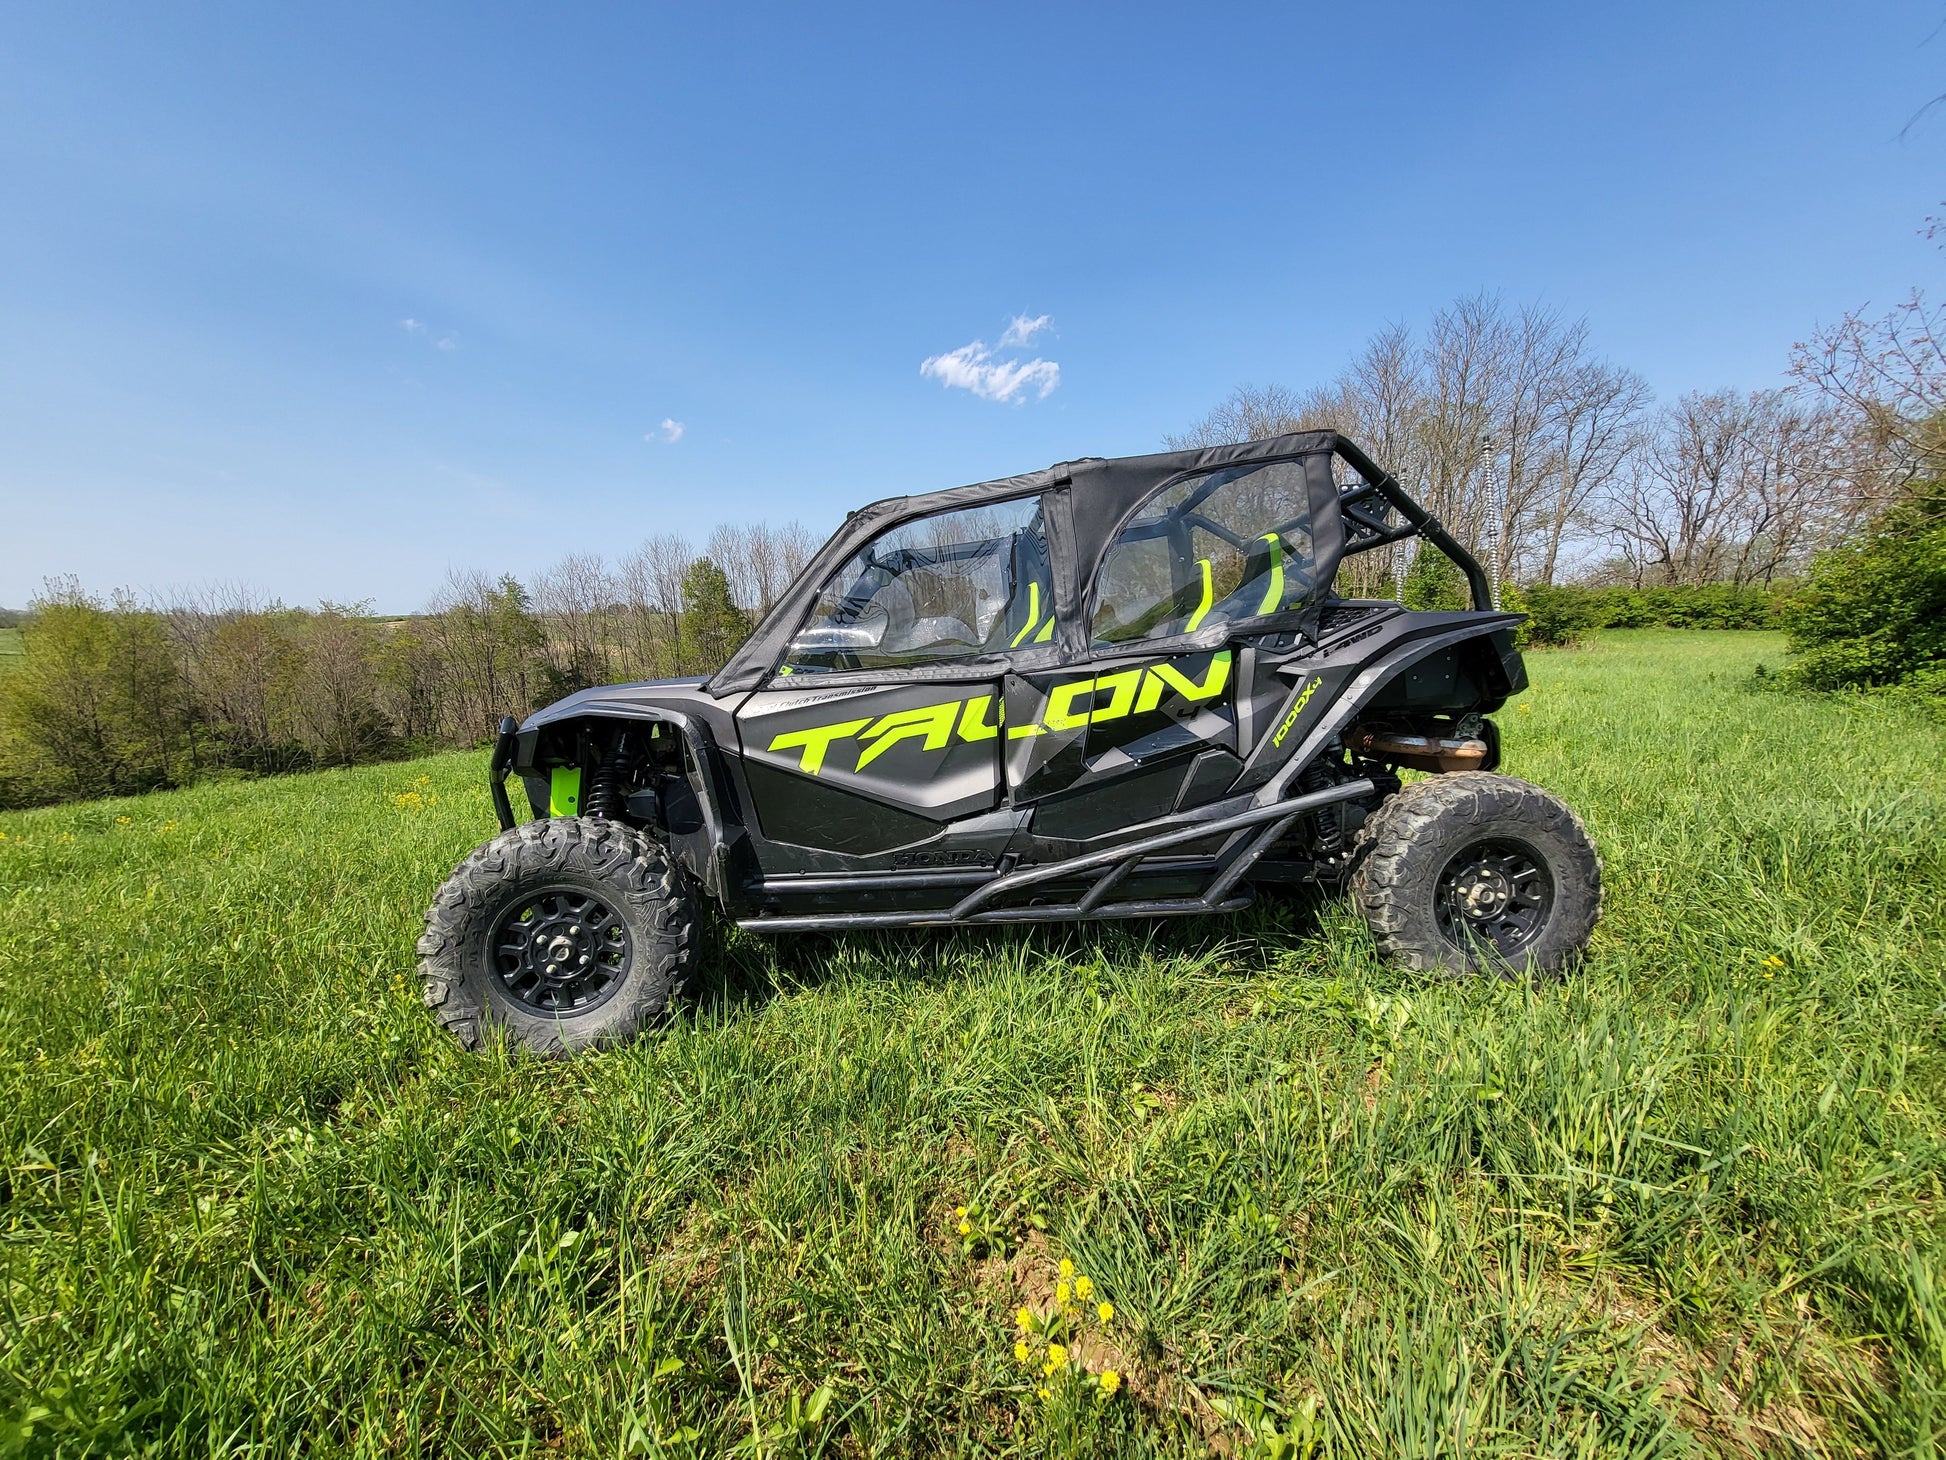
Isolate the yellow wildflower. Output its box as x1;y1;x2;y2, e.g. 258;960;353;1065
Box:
1016;1306;1033;1331
1763;955;1785;968
1099;1369;1122;1396
1055;1281;1071;1305
1098;1301;1114;1323
1014;1340;1029;1364
958;1220;971;1235
1058;1258;1074;1279
1074;1275;1094;1301
1037;1387;1050;1400
954;1206;967;1218
116;816;131;825
1046;1343;1067;1368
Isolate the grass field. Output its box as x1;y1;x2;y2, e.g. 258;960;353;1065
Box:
0;627;22;669
3;631;1943;1457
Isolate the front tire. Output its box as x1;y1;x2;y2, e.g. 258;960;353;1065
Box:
1349;772;1601;977
417;817;697;1055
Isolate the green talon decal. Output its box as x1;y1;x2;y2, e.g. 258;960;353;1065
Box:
765;718;872;775
767;651;1232;774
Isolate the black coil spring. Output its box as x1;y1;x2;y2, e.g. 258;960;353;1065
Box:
583;729;632;820
1298;762;1344;856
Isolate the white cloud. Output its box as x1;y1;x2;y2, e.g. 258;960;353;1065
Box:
920;317;1061;403
999;313;1051;349
646;418;685;443
400;317;425;333
435;334;459;351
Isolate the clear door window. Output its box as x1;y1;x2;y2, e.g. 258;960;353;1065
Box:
782;496;1053;673
1090;461;1317;645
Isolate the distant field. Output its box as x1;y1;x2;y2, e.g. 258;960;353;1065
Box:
0;626;22;667
2;631;1942;1456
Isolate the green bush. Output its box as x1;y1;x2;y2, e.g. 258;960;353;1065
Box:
0;590;193;806
1784;481;1946;692
1516;582;1790;647
1400;548;1470;611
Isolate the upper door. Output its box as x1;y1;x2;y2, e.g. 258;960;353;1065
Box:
1015;457;1327;833
734;494;1060;856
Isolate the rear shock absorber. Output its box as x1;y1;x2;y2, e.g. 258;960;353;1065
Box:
1298;759;1345;857
583;728;633;821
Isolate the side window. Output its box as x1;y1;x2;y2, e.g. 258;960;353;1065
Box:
782;496;1052;673
1090;460;1318;646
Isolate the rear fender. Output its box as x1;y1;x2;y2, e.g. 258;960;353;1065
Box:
1245;620;1523;805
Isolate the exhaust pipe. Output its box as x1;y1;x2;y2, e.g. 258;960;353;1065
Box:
1349;727;1489;773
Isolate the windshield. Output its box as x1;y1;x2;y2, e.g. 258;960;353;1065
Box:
782;496;1052;673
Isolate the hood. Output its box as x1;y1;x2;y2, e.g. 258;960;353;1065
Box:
522;677;721;729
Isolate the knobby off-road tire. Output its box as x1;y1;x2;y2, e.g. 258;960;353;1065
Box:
417;817;697;1056
1349;771;1601;978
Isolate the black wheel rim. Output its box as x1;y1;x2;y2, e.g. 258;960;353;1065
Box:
1434;838;1554;960
488;885;633;1014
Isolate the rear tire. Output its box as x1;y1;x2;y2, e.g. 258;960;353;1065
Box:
417;817;697;1055
1349;771;1600;977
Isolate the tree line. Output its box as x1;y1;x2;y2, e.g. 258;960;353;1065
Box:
4;282;1940;810
0;523;818;807
1173;292;1933;597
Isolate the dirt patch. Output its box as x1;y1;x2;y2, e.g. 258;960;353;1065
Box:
995;1231;1240;1450
1362;1061;1386;1112
1561;1267;1855;1456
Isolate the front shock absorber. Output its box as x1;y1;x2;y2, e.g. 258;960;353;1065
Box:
583;728;633;821
1298;758;1345;857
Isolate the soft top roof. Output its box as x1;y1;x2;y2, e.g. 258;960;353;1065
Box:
706;431;1356;695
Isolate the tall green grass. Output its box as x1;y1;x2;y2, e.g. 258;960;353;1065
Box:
2;631;1942;1457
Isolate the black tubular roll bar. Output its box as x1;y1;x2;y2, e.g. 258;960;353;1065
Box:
1330;437;1494;611
489;716;520;831
737;778;1374;933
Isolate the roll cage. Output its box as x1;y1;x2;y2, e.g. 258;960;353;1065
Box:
706;431;1492;695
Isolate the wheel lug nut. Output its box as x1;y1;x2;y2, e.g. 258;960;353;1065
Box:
579;954;589;965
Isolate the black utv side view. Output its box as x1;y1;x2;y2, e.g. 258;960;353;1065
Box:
418;432;1601;1054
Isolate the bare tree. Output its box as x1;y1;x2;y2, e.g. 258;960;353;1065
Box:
373;619;443;742
763;520;821;612
619;533;693;677
1165;383;1309;449
1532;360;1651;583
706;520;824;619
1605;391;1853;586
532;552;616;694
1791;289;1946;489
200;604;302;768
1167;297;1655;588
423;569;542;740
292;603;387;766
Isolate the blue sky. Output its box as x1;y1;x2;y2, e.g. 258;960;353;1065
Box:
2;1;1940;612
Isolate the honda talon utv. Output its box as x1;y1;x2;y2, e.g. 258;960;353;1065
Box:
418;432;1600;1054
